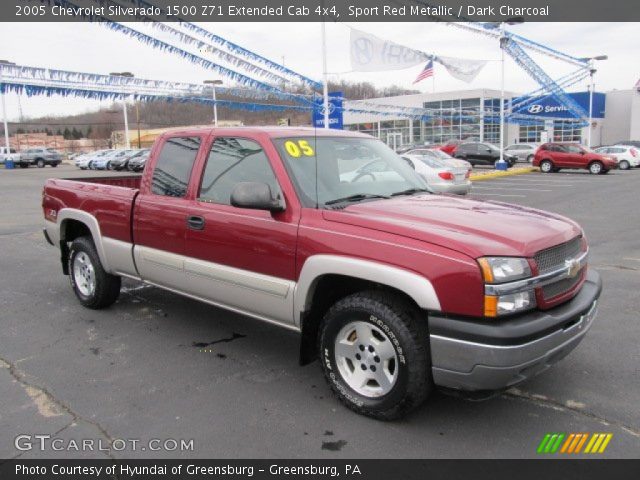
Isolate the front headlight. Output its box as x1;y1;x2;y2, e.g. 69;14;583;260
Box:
478;257;531;283
478;257;535;317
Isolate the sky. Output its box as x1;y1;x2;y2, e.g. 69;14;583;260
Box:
1;21;639;121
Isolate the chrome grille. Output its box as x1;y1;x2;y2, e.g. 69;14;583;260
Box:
534;236;582;274
542;268;584;300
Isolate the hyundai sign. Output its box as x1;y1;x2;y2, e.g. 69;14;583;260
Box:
313;91;344;129
513;91;605;119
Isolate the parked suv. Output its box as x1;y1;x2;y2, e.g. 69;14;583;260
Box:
453;142;517;167
533;143;617;174
20;148;62;168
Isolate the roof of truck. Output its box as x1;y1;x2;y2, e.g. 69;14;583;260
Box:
158;126;371;139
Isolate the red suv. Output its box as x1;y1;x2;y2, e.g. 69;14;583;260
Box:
533;143;618;174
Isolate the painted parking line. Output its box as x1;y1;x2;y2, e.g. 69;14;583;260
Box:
471;186;552;191
472;181;574;187
470;193;526;197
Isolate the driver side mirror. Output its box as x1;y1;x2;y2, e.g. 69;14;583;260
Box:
230;182;284;212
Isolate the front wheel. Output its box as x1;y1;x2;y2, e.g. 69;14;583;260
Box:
19;163;29;169
319;291;431;420
36;159;45;168
589;161;603;174
68;236;121;309
527;154;534;163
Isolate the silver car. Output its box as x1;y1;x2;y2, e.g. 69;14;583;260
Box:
402;154;472;195
504;143;539;163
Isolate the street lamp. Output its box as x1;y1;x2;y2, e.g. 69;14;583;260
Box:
579;55;608;148
487;18;524;170
110;71;134;149
204;80;223;127
0;60;16;154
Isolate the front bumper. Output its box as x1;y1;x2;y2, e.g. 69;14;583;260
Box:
429;269;602;391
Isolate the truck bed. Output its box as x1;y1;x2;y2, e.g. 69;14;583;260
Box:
43;175;142;243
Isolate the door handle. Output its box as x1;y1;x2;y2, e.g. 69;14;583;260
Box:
187;215;205;230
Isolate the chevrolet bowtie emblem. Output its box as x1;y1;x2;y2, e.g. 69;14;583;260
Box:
565;258;581;278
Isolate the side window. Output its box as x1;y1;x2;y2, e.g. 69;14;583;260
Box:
151;136;201;198
198;137;279;206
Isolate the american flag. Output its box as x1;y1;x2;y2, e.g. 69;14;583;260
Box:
413;60;434;84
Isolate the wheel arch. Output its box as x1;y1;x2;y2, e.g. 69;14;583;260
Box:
295;255;440;365
56;209;111;275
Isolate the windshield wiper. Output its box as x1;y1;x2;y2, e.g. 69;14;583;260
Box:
390;187;432;197
324;193;391;206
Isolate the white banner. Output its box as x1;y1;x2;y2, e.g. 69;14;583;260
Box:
435;55;488;83
350;29;429;72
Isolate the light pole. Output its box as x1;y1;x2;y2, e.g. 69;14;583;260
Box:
494;18;524;170
1;60;16;154
580;55;607;148
321;21;329;129
109;72;134;149
204;80;223;126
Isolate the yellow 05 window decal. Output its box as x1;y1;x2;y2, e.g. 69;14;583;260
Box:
284;140;315;158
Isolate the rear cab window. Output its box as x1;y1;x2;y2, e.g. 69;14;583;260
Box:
150;136;202;198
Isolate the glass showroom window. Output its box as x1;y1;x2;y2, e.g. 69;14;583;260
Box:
518;124;545;143
553;121;582;143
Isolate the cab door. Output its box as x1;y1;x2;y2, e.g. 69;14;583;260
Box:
183;136;299;327
133;135;205;291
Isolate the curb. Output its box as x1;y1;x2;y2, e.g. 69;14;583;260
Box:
470;166;539;181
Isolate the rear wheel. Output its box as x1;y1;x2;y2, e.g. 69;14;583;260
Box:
540;160;554;173
68;236;121;309
19;163;29;169
589;161;603;175
619;160;630;170
526;154;534;163
319;291;431;420
36;159;45;168
51;163;57;168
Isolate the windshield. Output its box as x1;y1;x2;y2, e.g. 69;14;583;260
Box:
273;137;428;207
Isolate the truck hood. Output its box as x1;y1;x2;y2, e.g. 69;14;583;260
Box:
322;194;581;259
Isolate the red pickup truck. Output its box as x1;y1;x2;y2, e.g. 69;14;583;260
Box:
43;127;601;419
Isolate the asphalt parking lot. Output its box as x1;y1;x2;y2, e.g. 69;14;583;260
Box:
1;165;639;459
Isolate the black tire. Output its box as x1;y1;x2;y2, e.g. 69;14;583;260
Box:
589;161;603;175
19;163;29;169
106;161;114;171
68;236;121;309
51;163;58;168
319;291;431;420
36;159;45;168
540;159;554;173
526;154;534;163
619;160;630;170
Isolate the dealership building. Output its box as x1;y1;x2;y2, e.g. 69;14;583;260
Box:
343;88;640;149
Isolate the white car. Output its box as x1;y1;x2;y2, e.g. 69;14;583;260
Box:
594;145;639;170
0;146;20;165
403;147;473;170
75;150;112;169
339;159;405;183
504;143;539;163
402;154;472;195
